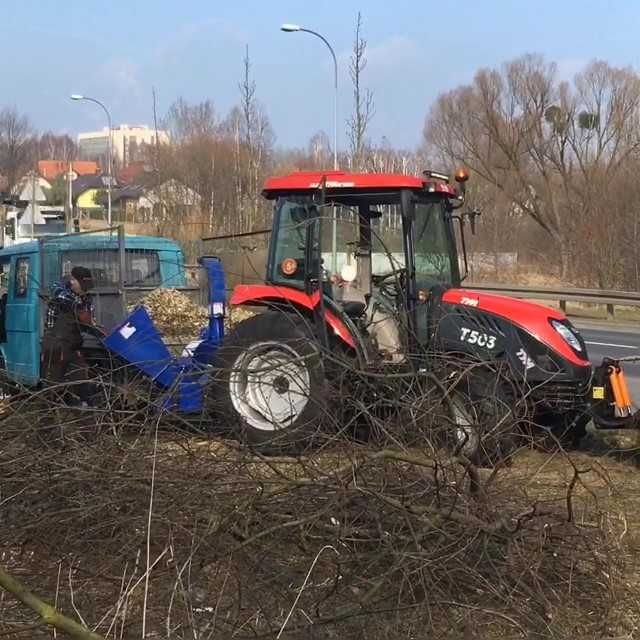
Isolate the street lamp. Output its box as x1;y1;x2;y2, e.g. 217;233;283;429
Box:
281;23;338;170
70;93;113;225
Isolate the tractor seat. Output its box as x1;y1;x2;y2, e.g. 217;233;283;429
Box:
342;301;367;318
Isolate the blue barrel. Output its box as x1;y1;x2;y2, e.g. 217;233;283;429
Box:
104;306;177;387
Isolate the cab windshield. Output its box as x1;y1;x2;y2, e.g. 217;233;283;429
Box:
413;201;454;287
267;193;456;290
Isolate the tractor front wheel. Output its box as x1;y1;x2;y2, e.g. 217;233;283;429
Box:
213;312;329;452
445;368;519;466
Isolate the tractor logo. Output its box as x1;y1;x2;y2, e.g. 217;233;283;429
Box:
460;327;497;349
516;348;535;370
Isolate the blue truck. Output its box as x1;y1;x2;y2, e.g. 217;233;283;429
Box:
0;230;189;386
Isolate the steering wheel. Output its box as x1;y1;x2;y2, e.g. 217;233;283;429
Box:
372;268;406;299
372;268;406;286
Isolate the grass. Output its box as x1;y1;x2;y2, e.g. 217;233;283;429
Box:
508;435;640;638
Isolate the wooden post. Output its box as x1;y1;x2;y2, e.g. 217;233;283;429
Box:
607;303;615;320
560;299;566;313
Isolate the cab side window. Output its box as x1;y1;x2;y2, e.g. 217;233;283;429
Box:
270;199;313;286
15;257;30;298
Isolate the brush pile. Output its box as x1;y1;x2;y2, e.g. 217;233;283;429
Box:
135;288;254;340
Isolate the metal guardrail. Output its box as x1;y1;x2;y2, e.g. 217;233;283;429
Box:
467;283;640;319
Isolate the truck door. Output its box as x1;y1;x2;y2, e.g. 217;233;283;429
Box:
0;259;10;344
4;253;40;384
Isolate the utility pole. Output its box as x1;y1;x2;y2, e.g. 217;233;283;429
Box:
30;170;36;240
70;94;113;225
281;23;340;273
66;162;73;233
281;24;339;170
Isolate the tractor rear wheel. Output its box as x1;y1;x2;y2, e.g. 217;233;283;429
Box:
212;312;329;452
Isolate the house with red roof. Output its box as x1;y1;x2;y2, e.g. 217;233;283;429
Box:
38;160;99;182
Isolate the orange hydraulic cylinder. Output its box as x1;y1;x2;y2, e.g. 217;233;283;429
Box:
608;366;625;416
615;367;633;415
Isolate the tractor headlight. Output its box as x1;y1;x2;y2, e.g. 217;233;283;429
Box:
550;320;582;352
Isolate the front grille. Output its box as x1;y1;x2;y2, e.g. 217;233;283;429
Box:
528;378;591;411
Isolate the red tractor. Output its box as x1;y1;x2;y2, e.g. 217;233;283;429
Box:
213;169;635;458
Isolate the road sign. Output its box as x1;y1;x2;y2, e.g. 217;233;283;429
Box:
63;171;78;182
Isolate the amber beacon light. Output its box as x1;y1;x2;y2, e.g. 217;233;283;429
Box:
281;258;298;276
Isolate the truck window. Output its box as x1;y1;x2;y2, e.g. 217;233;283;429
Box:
126;250;161;286
61;249;162;287
14;257;30;298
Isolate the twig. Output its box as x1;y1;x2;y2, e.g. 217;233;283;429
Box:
0;564;103;640
276;545;339;638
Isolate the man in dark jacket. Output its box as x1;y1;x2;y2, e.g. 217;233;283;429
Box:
41;266;95;403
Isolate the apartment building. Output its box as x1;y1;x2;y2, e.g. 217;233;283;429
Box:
77;124;169;166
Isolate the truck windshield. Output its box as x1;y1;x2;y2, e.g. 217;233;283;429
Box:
61;249;162;287
413;201;453;287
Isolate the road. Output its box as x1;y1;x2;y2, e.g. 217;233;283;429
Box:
574;322;640;399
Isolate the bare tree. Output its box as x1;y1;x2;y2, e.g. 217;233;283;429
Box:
347;12;375;169
308;130;332;168
35;132;77;162
166;98;217;142
0;106;33;191
366;136;423;175
237;45;273;228
424;55;640;281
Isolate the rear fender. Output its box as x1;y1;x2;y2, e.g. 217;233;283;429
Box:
230;284;360;353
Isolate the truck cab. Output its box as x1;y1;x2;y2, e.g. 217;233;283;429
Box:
0;231;188;386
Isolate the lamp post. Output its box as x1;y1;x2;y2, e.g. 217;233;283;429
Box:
70;94;113;225
281;23;338;170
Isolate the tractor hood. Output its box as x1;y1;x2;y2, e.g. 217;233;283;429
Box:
442;288;590;367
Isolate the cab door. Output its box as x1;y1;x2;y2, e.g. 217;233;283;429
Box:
4;253;41;384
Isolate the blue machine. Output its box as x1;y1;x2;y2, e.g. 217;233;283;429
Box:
103;256;226;413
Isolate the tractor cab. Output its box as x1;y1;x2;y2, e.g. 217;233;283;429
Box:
233;169;471;364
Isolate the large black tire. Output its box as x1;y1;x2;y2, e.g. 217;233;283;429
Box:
211;312;330;452
443;368;519;467
398;368;518;468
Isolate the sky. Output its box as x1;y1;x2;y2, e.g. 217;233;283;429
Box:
2;1;640;153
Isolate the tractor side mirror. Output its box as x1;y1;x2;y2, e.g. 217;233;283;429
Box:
468;209;481;235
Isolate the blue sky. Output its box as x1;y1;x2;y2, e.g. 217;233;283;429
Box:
2;1;638;151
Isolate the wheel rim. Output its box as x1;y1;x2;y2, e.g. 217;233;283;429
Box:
450;394;479;456
229;341;311;431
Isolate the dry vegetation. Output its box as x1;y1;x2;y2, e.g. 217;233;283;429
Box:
1;356;640;639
